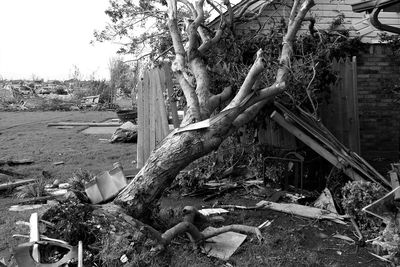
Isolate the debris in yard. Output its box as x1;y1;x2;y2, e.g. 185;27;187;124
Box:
45;188;68;197
29;213;40;262
198;208;229;216
85;163;127;204
110;121;138;143
258;220;273;229
55;126;74;129
9;204;46;212
256;200;348;224
52;161;64;166
313;188;338;213
14;239;80;266
332;234;355;243
0;178;36;191
362;186;400;222
201;227;247;260
48;122;122;127
272;102;391;189
0;158;34;166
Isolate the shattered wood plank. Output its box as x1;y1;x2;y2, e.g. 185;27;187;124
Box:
48;122;122;127
30;213;40;262
0;158;34;166
256;200;348;224
271;111;364;182
0;179;36;191
274;102;390;188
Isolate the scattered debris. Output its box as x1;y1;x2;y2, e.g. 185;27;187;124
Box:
198;208;229;216
258;220;273;229
332;234;355;244
0;178;36;191
85;163;127;204
272;102;391;189
48;122;122;127
110;121;138;143
202;227;247;260
55;126;74;129
313;188;338;213
52;161;64;166
9;204;47;212
0;158;34;166
256;200;348;224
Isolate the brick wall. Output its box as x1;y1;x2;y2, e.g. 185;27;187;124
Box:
357;44;400;172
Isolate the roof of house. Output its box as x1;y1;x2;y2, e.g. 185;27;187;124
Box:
208;0;400;43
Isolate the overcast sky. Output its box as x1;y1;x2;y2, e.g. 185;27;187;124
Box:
0;0;122;81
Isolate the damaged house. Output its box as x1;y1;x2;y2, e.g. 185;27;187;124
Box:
210;0;400;179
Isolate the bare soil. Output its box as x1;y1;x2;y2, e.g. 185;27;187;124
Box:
0;111;387;266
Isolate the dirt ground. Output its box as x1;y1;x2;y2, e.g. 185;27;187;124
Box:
0;111;387;266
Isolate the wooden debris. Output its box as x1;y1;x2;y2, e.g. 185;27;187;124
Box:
9;204;46;212
313;188;338;213
0;158;34;166
332;234;355;243
30;213;40;262
198;208;229;216
273;102;391;189
0;179;36;191
256;200;348;224
258;220;273;229
53;161;64;166
55;126;74;129
48;122;122;127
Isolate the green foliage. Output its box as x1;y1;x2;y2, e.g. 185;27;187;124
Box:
109;57;135;96
174;136;262;192
14;175;46;199
341;181;385;238
380;33;400;55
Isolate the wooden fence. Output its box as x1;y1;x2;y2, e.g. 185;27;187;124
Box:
321;56;360;153
136;64;179;168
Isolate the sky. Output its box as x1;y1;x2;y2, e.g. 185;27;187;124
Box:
0;0;123;81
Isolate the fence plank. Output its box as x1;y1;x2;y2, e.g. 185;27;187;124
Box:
149;69;156;152
155;68;170;137
136;78;145;168
143;71;151;161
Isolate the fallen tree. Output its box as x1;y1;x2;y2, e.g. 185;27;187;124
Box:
41;0;317;264
113;0;316;218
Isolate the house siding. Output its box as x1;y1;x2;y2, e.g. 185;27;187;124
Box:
226;0;400;43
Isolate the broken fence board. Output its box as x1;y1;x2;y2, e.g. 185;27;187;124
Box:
256;200;348;224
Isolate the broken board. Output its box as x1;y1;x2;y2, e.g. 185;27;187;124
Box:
201;227;247;260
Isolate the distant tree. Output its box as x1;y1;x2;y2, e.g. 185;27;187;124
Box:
108;57;135;97
70;65;83;81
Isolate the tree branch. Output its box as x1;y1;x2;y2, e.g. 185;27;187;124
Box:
223;49;266;110
231;0;315;126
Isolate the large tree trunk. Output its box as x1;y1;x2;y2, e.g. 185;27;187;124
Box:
114;0;315;219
